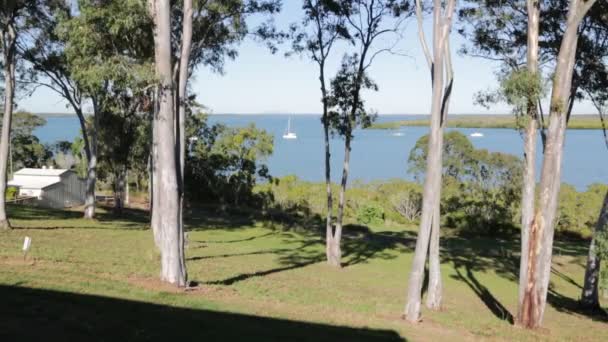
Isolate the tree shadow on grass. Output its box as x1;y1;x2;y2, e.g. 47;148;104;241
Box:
547;287;608;323
0;285;405;341
452;266;514;324
200;227;417;286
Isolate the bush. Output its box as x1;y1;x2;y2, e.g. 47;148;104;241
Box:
5;187;17;201
356;203;385;225
390;189;422;222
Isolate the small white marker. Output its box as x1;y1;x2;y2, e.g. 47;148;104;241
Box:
22;236;32;252
22;236;32;261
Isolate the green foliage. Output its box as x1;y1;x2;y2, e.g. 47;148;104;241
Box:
556;184;608;238
356;203;385;225
5;186;16;201
186;113;274;207
3;111;52;171
410;131;523;234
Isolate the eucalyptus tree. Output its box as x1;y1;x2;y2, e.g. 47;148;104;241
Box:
581;37;608;309
459;0;608;325
324;0;413;268
19;0;102;219
0;0;50;229
149;0;282;244
149;0;187;286
404;0;456;322
522;0;599;328
289;0;344;264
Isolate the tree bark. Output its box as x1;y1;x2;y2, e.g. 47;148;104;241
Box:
83;102;99;219
176;0;192;190
521;0;597;328
150;0;187;287
330;133;351;267
426;204;442;309
405;0;455;323
0;23;16;230
320;60;334;264
581;189;608;309
151;86;161;248
517;0;540;324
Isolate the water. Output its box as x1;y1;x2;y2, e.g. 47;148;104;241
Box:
35;114;608;190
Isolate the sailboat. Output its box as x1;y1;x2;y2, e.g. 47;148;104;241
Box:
282;118;297;140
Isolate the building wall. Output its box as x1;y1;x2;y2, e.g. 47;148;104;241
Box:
33;172;86;209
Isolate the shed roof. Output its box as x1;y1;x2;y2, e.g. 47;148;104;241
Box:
8;178;60;190
14;168;69;177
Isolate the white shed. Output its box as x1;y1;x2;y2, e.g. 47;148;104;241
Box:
8;168;86;209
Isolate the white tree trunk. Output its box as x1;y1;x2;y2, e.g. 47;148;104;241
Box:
581;190;608;309
0;25;16;229
150;0;187;287
404;0;455;323
83;107;99;219
517;0;540;324
522;0;597;328
330;134;351;267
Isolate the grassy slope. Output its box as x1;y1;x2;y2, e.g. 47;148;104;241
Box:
0;205;606;341
370;115;604;130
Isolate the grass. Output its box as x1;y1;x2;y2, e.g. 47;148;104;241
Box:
369;114;605;130
1;204;607;341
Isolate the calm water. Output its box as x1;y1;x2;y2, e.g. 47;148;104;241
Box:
35;114;607;190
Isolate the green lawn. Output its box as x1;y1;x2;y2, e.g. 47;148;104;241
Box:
0;205;606;341
370;114;604;130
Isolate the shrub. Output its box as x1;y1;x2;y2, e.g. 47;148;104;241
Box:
356;203;385;225
390;189;422;222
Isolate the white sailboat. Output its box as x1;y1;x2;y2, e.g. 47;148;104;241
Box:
470;132;484;138
282;118;297;140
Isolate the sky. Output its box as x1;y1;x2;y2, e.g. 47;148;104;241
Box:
18;1;596;115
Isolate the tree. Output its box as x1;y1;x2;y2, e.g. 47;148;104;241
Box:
581;49;608;309
404;0;456;322
21;0;104;219
289;0;343;265
521;0;598;328
0;1;49;229
149;0;282;245
149;0;187;287
186;121;273;206
325;0;412;268
458;0;608;325
56;0;156;220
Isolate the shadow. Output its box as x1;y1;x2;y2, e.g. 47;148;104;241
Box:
199;229;417;286
453;267;514;324
551;266;583;290
547;287;608;322
195;232;275;244
0;285;405;341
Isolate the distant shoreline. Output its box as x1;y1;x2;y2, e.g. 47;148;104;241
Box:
369;114;604;130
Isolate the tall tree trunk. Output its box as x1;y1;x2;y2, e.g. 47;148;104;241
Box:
125;168;130;206
176;0;192;190
151;86;161;248
150;0;187;287
0;24;16;230
405;0;454;322
174;0;192;272
330;133;351;268
521;0;597;328
426;38;453;311
426;204;442;308
517;0;540;324
320;60;334;265
581;190;608;309
324;118;334;263
83;104;99;219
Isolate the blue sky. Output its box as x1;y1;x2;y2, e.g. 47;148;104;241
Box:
18;1;595;115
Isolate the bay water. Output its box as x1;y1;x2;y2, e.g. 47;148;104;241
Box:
34;114;607;190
